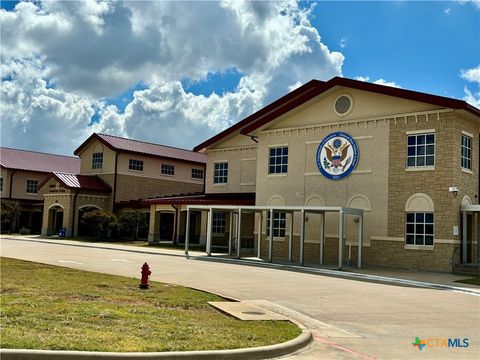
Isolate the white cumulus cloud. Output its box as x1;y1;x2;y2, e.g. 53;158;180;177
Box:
461;65;480;107
354;76;402;88
1;0;344;154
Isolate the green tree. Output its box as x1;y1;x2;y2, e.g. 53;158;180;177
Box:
1;200;21;233
119;210;148;241
80;210;118;240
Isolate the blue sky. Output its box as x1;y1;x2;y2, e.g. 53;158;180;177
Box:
1;1;479;154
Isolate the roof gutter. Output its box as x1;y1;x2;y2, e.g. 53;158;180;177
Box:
8;170;16;199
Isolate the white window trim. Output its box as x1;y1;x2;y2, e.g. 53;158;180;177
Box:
404;244;434;250
128;159;144;172
405;166;435;172
406;131;436;169
26;179;39;195
161;164;175;176
213;161;228;184
460;133;472;171
461;130;473;138
268;145;289;175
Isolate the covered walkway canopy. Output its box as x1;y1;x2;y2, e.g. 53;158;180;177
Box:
184;205;364;270
461;204;480;264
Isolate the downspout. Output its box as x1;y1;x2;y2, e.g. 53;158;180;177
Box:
112;151;119;212
172;204;179;244
71;190;79;237
8;170;16;199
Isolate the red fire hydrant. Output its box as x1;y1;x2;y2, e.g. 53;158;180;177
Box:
139;262;151;289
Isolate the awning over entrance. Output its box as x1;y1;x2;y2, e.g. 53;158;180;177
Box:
184;205;364;270
461;204;480;264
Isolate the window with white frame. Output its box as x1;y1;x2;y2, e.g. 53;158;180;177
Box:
212;212;226;234
405;212;434;246
266;211;286;238
213;162;228;184
26;179;38;194
461;134;472;170
0;177;3;192
91;152;103;169
269;146;288;174
192;168;204;180
129;159;144;171
407;133;435;167
161;164;175;176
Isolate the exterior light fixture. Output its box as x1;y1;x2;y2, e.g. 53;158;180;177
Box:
448;187;459;198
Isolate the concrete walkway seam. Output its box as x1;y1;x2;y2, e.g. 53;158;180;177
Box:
0;330;312;360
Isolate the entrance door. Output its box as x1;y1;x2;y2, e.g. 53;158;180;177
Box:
159;213;174;241
54;211;63;234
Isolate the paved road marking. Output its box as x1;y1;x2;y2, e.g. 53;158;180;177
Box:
313;332;377;360
58;260;83;264
110;259;134;263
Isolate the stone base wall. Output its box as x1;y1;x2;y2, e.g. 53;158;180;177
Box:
257;236;458;272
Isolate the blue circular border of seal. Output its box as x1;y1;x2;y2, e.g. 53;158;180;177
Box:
316;131;359;180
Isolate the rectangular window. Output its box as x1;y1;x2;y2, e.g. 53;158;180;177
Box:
213;162;228;184
461;134;472;170
267;211;286;238
91;152;103;169
161;164;175;176
212;212;226;234
406;133;435;167
26;179;38;194
129;159;144;171
0;177;3;192
269;146;288;174
192;168;204;180
405;212;434;246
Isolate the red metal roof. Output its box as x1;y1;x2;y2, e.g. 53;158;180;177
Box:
74;133;206;164
41;173;111;192
193;77;480;151
0;147;80;173
142;192;256;206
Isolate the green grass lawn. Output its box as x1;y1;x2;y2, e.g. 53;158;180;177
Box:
0;257;300;352
454;277;480;286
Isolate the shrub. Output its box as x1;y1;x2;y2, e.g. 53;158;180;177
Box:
19;227;31;235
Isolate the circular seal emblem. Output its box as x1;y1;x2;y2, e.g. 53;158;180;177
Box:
316;132;359;180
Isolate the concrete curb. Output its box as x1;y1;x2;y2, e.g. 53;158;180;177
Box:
189;256;480;297
0;330;312;360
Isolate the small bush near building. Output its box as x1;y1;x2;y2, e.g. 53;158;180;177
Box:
1;200;21;233
80;210;119;240
18;227;30;235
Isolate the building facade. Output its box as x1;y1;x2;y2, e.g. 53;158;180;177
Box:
0;148;80;233
150;77;479;272
39;133;206;237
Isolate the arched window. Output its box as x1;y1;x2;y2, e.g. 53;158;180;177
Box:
405;193;434;246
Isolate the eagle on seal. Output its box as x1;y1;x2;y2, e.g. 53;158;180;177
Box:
325;139;350;169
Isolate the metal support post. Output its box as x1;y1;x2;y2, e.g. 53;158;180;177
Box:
185;209;190;257
268;209;273;263
236;208;242;259
358;212;363;268
338;210;344;270
300;210;305;266
288;212;293;262
206;208;212;256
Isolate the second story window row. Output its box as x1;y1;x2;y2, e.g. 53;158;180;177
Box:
461;134;472;170
91;152;103;169
213;162;228;184
26;179;38;194
269;146;288;174
161;164;175;176
129;159;144;172
407;133;435;167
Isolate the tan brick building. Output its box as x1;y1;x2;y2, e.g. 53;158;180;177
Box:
39;133;206;237
150;77;480;273
0;148;80;233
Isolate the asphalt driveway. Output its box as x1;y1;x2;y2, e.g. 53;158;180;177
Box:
1;236;478;359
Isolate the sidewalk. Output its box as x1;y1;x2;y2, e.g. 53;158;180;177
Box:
2;235;479;294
